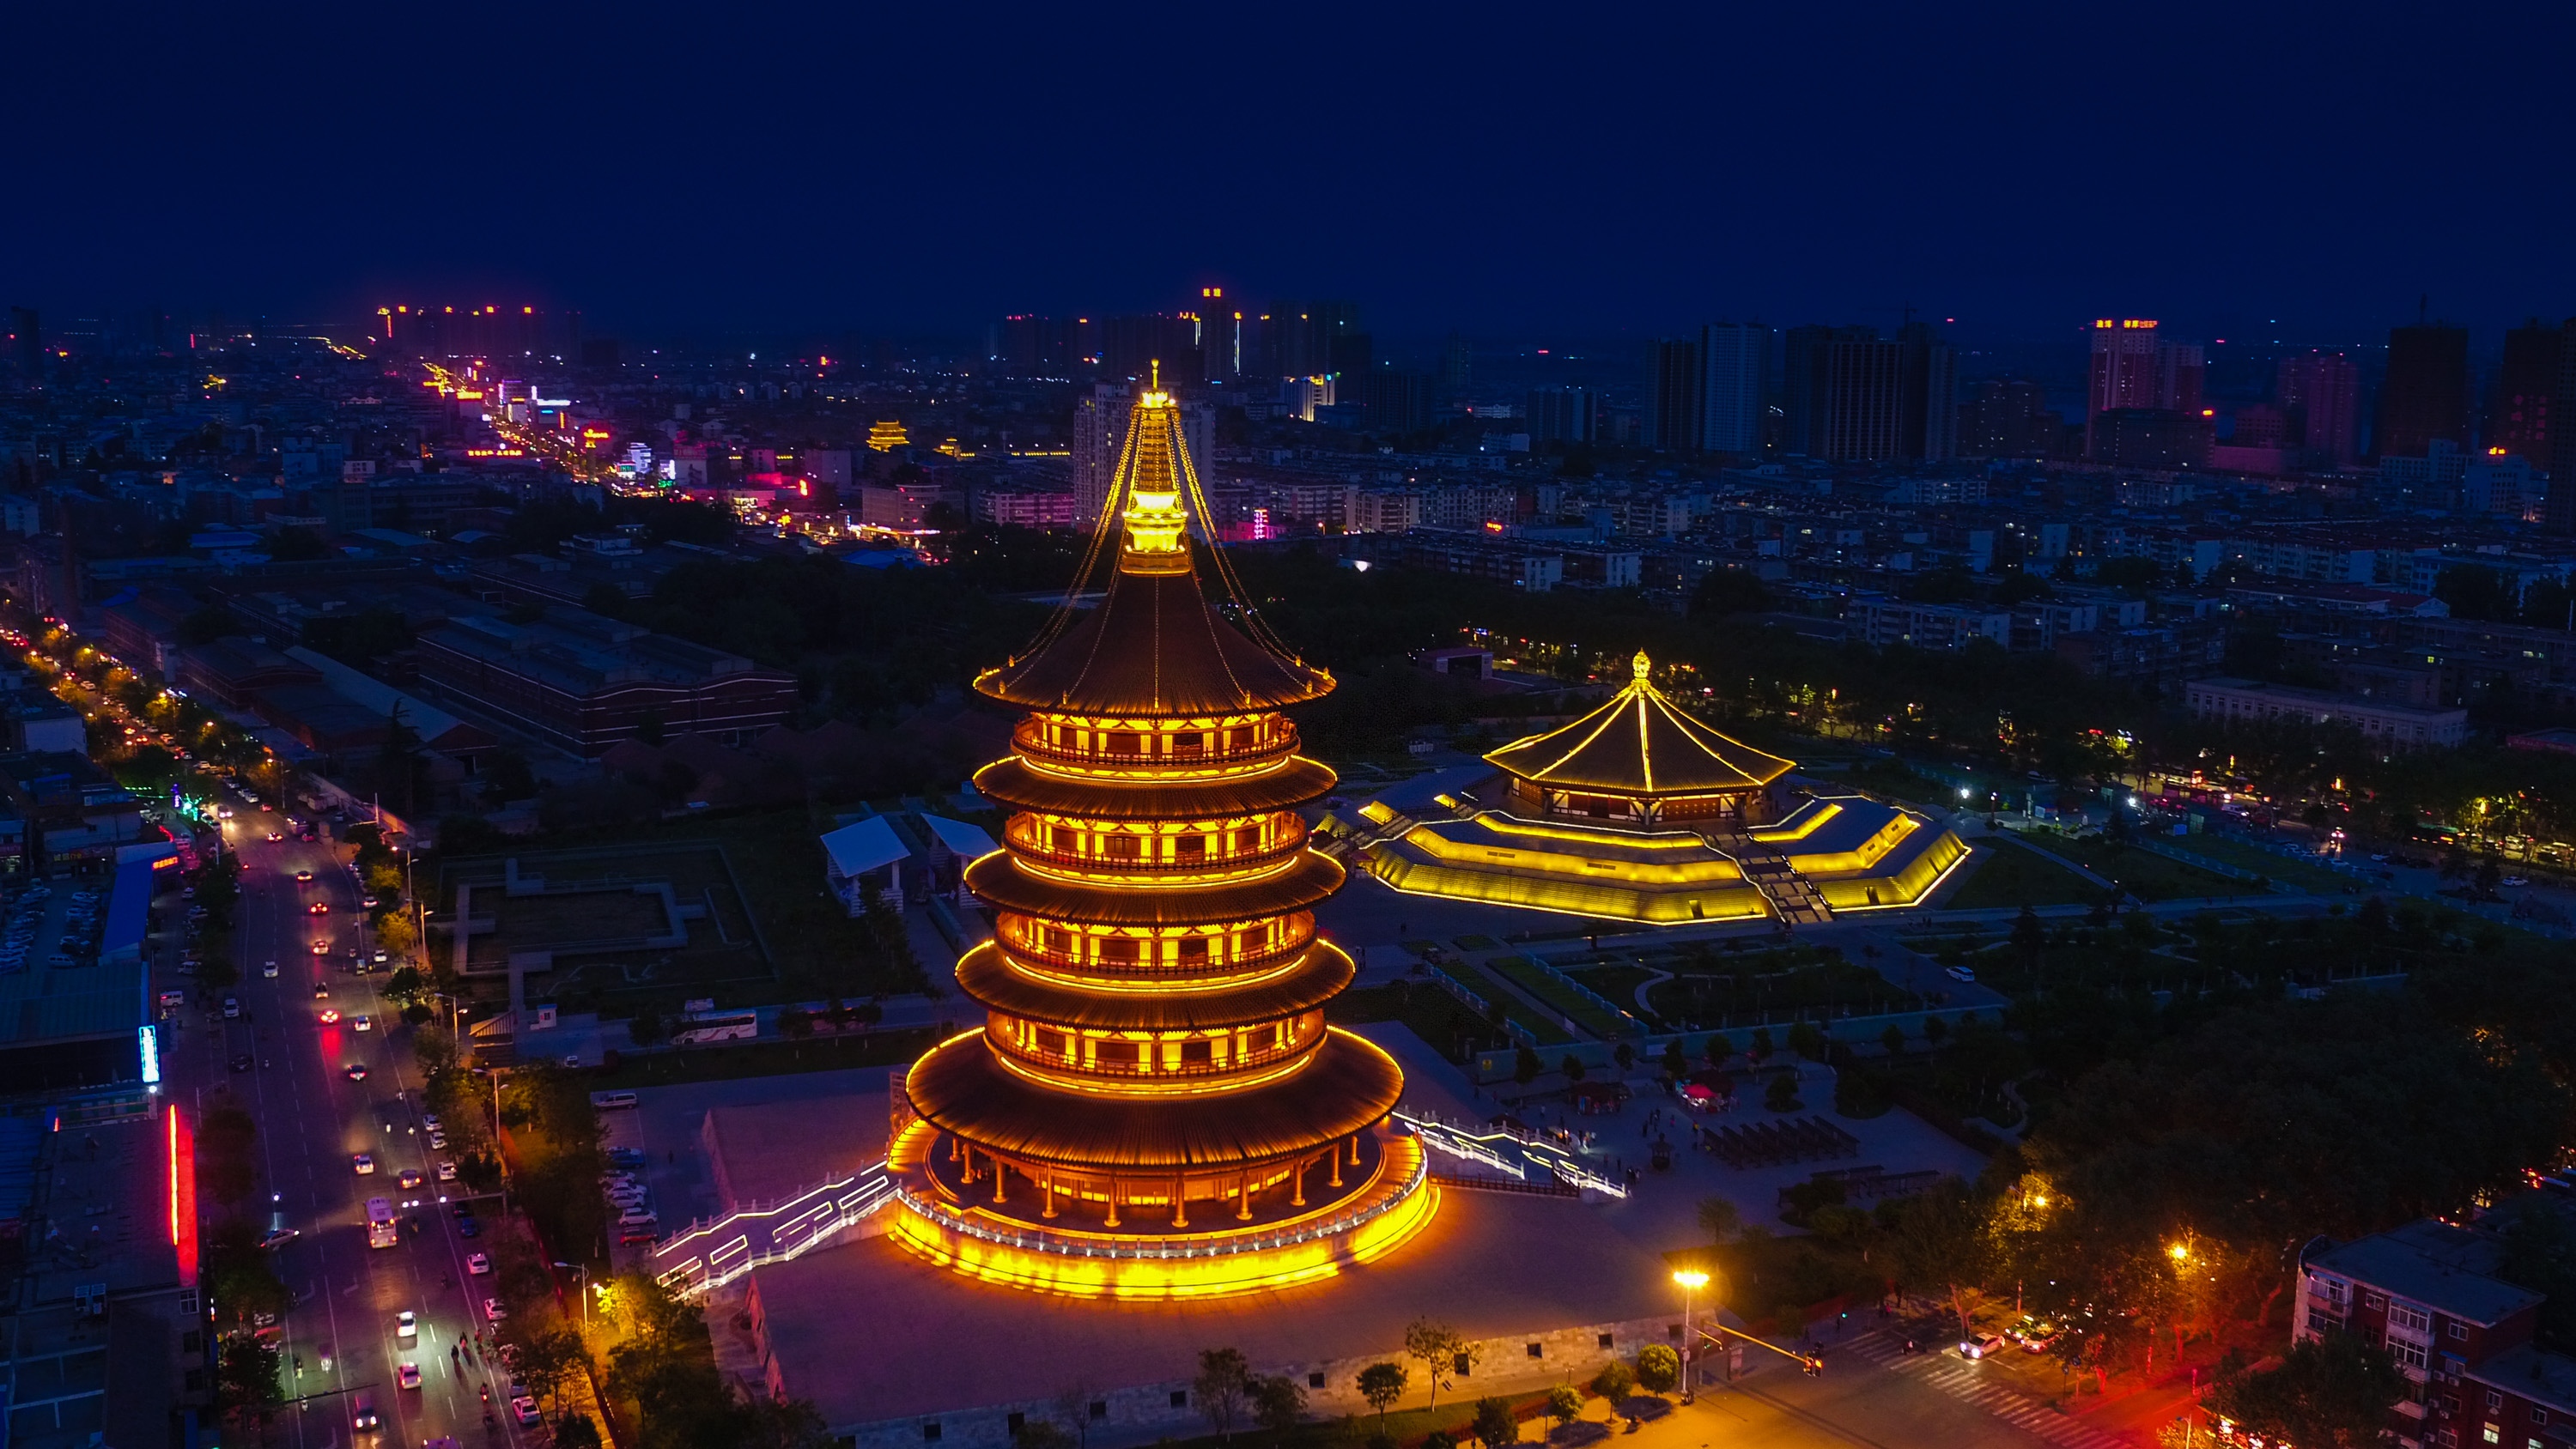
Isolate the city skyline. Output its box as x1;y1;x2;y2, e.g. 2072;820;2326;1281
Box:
8;3;2574;342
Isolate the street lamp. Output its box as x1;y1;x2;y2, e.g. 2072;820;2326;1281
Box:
1673;1268;1710;1403
555;1260;588;1330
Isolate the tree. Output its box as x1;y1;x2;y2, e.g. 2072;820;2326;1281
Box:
1194;1348;1253;1441
1613;1041;1637;1074
1695;1195;1741;1246
385;965;426;1002
1882;1179;1994;1336
2206;1333;2407;1449
2011;905;2045;962
1404;1318;1472;1410
1469;1396;1518;1449
1249;1374;1306;1438
1764;1070;1801;1112
375;909;420;960
197;1106;260;1207
1922;1014;1949;1047
1589;1360;1635;1402
1880;1023;1907;1057
1662;1039;1686;1076
507;1326;586;1408
778;1006;813;1039
215;1332;283;1431
1546;1385;1583;1428
1786;1021;1826;1061
556;1414;604;1449
1634;1343;1681;1395
1513;1045;1541;1085
1692;568;1770;618
1559;1052;1586;1083
1356;1361;1407;1429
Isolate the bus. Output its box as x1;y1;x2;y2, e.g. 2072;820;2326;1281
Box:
366;1197;398;1249
670;1010;757;1046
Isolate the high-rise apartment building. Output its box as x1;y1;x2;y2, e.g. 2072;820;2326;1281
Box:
2085;319;2204;455
2275;351;2361;465
1265;301;1368;380
1525;387;1596;446
1783;325;1868;456
1958;379;2057;458
2375;321;2471;458
1781;323;1954;463
1440;332;1471;394
1072;383;1212;525
1643;339;1701;452
1698;322;1769;456
1354;368;1432;434
2488;321;2561;470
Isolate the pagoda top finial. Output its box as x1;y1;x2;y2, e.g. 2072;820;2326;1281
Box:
1632;650;1651;683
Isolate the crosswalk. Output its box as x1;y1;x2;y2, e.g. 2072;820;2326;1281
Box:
1838;1329;2131;1449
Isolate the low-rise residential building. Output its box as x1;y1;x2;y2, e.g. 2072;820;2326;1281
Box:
413;609;798;757
1848;598;2013;651
2184;676;2469;749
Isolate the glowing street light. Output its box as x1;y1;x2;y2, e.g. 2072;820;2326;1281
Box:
1674;1268;1710;1403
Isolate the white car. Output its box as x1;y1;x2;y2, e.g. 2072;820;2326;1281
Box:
261;960;279;979
353;1154;375;1175
396;1310;416;1339
352;1015;372;1033
436;1161;458;1182
483;1297;506;1322
467;1252;491;1276
398;1362;422;1390
1944;965;1977;983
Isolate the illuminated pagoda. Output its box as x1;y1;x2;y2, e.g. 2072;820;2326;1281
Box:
886;373;1430;1298
1344;654;1967;925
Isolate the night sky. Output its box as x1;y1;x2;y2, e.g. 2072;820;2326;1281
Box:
9;2;2572;347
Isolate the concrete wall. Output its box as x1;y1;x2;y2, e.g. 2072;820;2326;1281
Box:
840;1312;1690;1449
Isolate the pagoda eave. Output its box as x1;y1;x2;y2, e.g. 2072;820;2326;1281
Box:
956;940;1357;1031
963;851;1346;926
973;755;1340;821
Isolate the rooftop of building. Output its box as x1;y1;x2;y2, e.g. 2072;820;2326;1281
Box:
419;609;781;694
2306;1219;2538;1326
1485;652;1793;797
2185;676;2470;720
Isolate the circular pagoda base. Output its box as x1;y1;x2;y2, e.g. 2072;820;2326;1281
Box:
882;1119;1435;1300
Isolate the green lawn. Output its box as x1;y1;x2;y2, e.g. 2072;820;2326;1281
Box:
2010;831;2266;903
1944;839;2103;910
1329;982;1521;1060
1432;961;1577;1046
1488;955;1637;1040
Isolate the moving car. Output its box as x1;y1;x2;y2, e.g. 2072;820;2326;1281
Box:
319;1009;340;1024
295;870;314;884
345;1063;368;1081
261;960;278;979
353;1153;375;1174
396;1310;416;1339
398;1362;422;1390
311;941;331;955
314;982;330;998
397;1169;423;1191
1944;965;1977;983
1959;1332;2007;1360
351;1401;380;1431
353;1014;372;1032
229;1052;253;1073
265;830;283;842
222;996;240;1018
308;901;330;914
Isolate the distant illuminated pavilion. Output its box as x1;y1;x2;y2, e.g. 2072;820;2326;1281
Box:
1346;653;1967;925
1488;652;1795;827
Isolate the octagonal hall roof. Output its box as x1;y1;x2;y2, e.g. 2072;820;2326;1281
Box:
1485;652;1794;797
975;383;1330;718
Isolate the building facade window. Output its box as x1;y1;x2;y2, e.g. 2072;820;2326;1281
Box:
2388;1336;2429;1370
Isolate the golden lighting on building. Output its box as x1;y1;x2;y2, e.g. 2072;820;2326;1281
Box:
866;419;911;452
888;371;1425;1298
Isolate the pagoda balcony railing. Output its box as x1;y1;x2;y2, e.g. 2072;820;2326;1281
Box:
1002;834;1310;880
1011;723;1299;773
993;938;1320;981
991;1036;1321;1082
